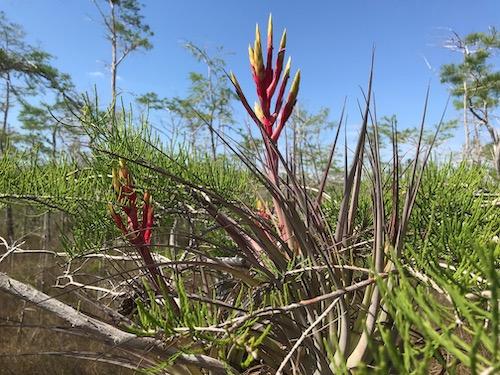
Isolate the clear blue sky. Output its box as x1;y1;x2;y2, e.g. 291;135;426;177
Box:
2;0;500;152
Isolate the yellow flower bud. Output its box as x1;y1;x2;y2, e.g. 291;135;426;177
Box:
229;72;242;91
143;191;152;204
254;102;265;122
289;70;301;101
256;198;265;211
279;29;287;50
248;45;255;68
267;14;273;45
254;24;264;77
112;168;120;193
255;23;261;50
283;57;292;79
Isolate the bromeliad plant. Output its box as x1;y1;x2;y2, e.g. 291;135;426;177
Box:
1;17;497;375
229;15;300;147
100;16;497;375
230;15;300;250
108;159;179;313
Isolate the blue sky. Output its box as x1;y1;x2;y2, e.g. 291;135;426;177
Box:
2;0;500;152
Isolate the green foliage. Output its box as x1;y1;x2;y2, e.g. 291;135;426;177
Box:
137;43;235;158
411;164;499;273
0;11;80;156
441;29;500;110
1;104;253;256
370;165;500;373
0;11;76;98
440;28;500;173
2;106;499;373
288;105;339;182
18;97;83;160
95;0;153;54
378;114;458;150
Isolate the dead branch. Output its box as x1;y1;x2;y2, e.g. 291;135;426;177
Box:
0;272;236;374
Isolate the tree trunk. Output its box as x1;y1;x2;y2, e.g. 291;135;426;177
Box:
189;121;196;152
493;142;500;176
463;80;470;160
5;205;14;242
2;76;14;242
42;211;51;249
473;122;481;165
207;66;217;160
1;74;10;154
209;118;216;160
23;205;28;235
51;126;57;160
109;0;117;125
476;108;499;176
41;211;51;289
488;126;500;175
461;45;472;162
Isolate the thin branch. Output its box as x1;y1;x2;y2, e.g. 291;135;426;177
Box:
217;274;387;330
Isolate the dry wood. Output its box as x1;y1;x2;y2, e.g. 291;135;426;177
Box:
0;272;235;374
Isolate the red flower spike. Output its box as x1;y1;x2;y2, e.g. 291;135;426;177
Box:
265;14;273;88
231;15;300;144
253;24;265;81
230;72;263;128
230;17;301;253
272;69;300;142
108;203;128;236
108;163;180;314
116;159;137;203
142;191;154;245
126;206;140;241
110;159;149;245
273;57;291;118
267;29;287;100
